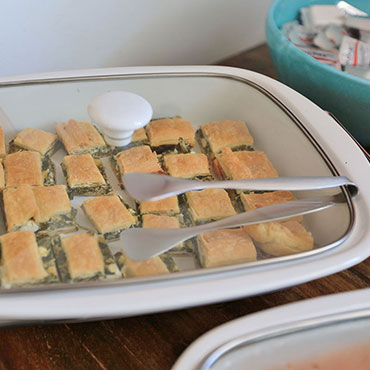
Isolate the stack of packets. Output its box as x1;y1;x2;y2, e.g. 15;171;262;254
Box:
282;4;370;80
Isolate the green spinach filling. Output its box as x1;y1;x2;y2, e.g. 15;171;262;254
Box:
196;128;254;156
103;230;122;242
37;237;60;284
8;139;60;157
110;156;123;187
72;144;111;158
195;129;212;156
37;208;78;234
42;156;56;186
152;137;192;155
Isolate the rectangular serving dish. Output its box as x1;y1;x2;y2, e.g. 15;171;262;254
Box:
0;66;368;323
173;288;370;370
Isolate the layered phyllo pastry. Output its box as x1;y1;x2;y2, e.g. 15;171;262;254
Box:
52;232;120;283
241;191;297;210
115;250;178;278
4;151;56;187
82;195;137;241
141;214;190;254
163;153;212;180
142;213;180;229
240;191;303;223
195;228;257;268
0;231;59;288
196;120;254;156
32;185;77;236
3;185;77;236
55;119;110;158
138;196;180;216
213;148;278;180
3;185;39;232
0;126;6;159
240;191;303;222
61;154;112;197
185;189;236;225
9;127;58;156
244;221;314;256
146;117;195;153
0;160;4;190
113;145;163;188
131;127;149;145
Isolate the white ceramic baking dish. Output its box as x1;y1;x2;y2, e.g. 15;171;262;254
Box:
172;288;370;370
0;66;368;324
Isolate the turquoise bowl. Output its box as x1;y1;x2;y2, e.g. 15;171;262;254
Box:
266;0;370;146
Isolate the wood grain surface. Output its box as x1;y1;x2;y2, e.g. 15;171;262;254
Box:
0;44;368;370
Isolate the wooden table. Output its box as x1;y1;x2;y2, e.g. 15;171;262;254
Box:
1;44;369;370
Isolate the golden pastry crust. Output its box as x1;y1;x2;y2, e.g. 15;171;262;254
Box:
115;146;162;176
147;118;195;147
13;127;58;155
214;148;278;180
244;221;314;256
0;230;47;284
164;153;211;178
62;233;104;279
63;154;106;187
121;252;170;277
4;151;43;187
0;126;5;159
3;185;40;231
82;196;136;233
186;189;236;222
240;191;303;223
197;228;257;268
32;185;71;223
131;128;148;143
55;119;106;154
142;214;180;229
0;159;4;190
200;120;254;153
139;196;180;215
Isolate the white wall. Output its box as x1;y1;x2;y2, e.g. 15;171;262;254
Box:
0;0;272;77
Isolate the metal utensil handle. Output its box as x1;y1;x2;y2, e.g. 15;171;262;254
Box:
201;176;358;196
185;195;340;238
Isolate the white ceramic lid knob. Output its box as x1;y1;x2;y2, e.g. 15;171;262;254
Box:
88;91;153;146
